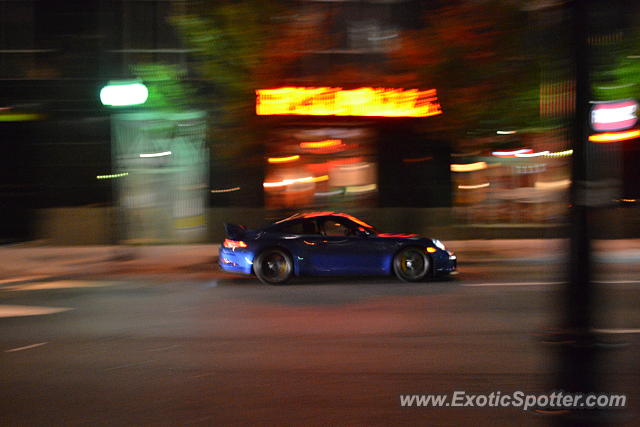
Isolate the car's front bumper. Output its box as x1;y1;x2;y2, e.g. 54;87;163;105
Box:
434;251;457;275
218;247;254;275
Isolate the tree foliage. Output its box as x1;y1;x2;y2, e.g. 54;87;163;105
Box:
392;0;541;140
592;28;640;101
169;0;327;158
131;63;196;110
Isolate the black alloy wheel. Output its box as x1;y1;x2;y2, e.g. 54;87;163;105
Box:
254;248;293;285
393;247;430;282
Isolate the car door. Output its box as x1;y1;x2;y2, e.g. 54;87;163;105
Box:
279;218;331;275
305;218;387;275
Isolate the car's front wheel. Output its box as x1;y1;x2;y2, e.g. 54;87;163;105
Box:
254;248;293;285
393;247;430;282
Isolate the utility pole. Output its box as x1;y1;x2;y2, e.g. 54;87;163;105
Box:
556;0;600;425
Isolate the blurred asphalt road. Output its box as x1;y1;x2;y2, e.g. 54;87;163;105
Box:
1;240;639;425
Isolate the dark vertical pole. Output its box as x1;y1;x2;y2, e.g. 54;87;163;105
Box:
557;0;600;425
567;0;593;333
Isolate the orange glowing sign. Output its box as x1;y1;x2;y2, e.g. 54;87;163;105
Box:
256;87;442;118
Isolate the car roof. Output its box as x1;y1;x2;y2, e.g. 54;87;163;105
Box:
273;211;374;228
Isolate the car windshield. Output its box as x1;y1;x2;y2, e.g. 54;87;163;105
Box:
337;214;378;235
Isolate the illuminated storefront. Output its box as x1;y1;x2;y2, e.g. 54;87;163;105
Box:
256;87;444;210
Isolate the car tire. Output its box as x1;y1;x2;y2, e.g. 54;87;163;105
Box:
254;248;293;285
393;247;430;282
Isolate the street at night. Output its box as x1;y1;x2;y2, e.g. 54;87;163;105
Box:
3;0;640;425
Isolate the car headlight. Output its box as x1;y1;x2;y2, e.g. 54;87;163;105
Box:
432;239;446;251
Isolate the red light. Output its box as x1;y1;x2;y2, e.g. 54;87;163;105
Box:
223;239;247;249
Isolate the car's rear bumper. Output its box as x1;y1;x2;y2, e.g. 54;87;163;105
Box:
218;247;254;275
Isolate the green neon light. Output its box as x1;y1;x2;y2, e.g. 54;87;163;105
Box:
100;82;148;106
0;113;43;122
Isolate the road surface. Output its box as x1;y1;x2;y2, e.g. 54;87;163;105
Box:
0;261;638;426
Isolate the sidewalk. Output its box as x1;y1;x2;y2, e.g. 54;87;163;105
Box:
1;239;639;281
0;245;218;281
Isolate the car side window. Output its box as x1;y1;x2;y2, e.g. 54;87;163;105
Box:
279;220;319;235
321;219;355;237
302;220;320;235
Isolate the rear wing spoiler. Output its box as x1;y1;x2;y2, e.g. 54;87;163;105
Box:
224;223;248;240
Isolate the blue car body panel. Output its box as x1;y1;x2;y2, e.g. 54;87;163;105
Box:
218;213;457;278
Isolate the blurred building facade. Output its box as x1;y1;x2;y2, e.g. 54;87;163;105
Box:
0;0;192;242
0;0;453;243
1;0;639;243
256;0;452;215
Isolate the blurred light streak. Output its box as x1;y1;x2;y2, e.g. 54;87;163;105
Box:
345;184;377;193
300;139;342;149
268;155;300;163
497;130;517;135
515;151;550;158
451;151;481;157
339;163;370;171
545;149;573;158
458;183;490;189
534;179;571;190
402;156;433;163
0;113;43;122
588;130;640;142
492;149;533;158
256;87;442;117
96;172;128;180
596;83;636;90
263;175;329;188
210;187;240;193
450;162;487;172
140;151;172;158
263;179;305;188
314;189;344;197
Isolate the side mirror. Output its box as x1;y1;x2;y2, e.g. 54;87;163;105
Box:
356;228;370;238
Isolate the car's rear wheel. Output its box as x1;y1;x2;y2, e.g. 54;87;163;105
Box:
254;248;293;285
393;247;430;282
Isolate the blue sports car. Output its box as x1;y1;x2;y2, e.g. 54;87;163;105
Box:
218;212;457;285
